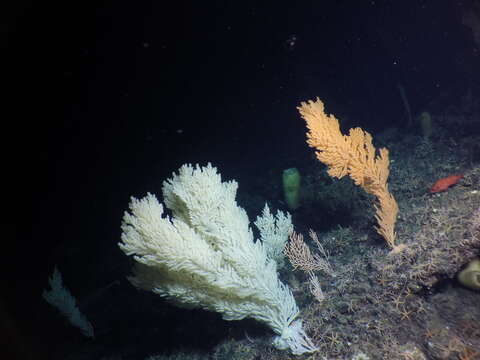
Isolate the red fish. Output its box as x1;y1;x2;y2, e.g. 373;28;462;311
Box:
429;174;463;193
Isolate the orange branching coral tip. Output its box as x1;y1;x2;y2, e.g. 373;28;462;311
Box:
298;98;403;252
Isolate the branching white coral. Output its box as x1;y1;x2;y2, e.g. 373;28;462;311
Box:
119;163;317;355
254;204;293;269
42;267;94;338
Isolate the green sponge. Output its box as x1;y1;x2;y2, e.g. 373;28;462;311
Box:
418;111;432;139
282;168;301;210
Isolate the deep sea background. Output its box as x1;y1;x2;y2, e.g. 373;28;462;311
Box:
3;1;478;359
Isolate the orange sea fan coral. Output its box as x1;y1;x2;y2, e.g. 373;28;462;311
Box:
298;98;403;252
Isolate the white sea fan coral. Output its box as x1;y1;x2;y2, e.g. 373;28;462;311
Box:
119;163;317;355
254;204;293;269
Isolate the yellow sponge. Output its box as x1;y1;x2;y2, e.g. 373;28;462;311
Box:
458;258;480;290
